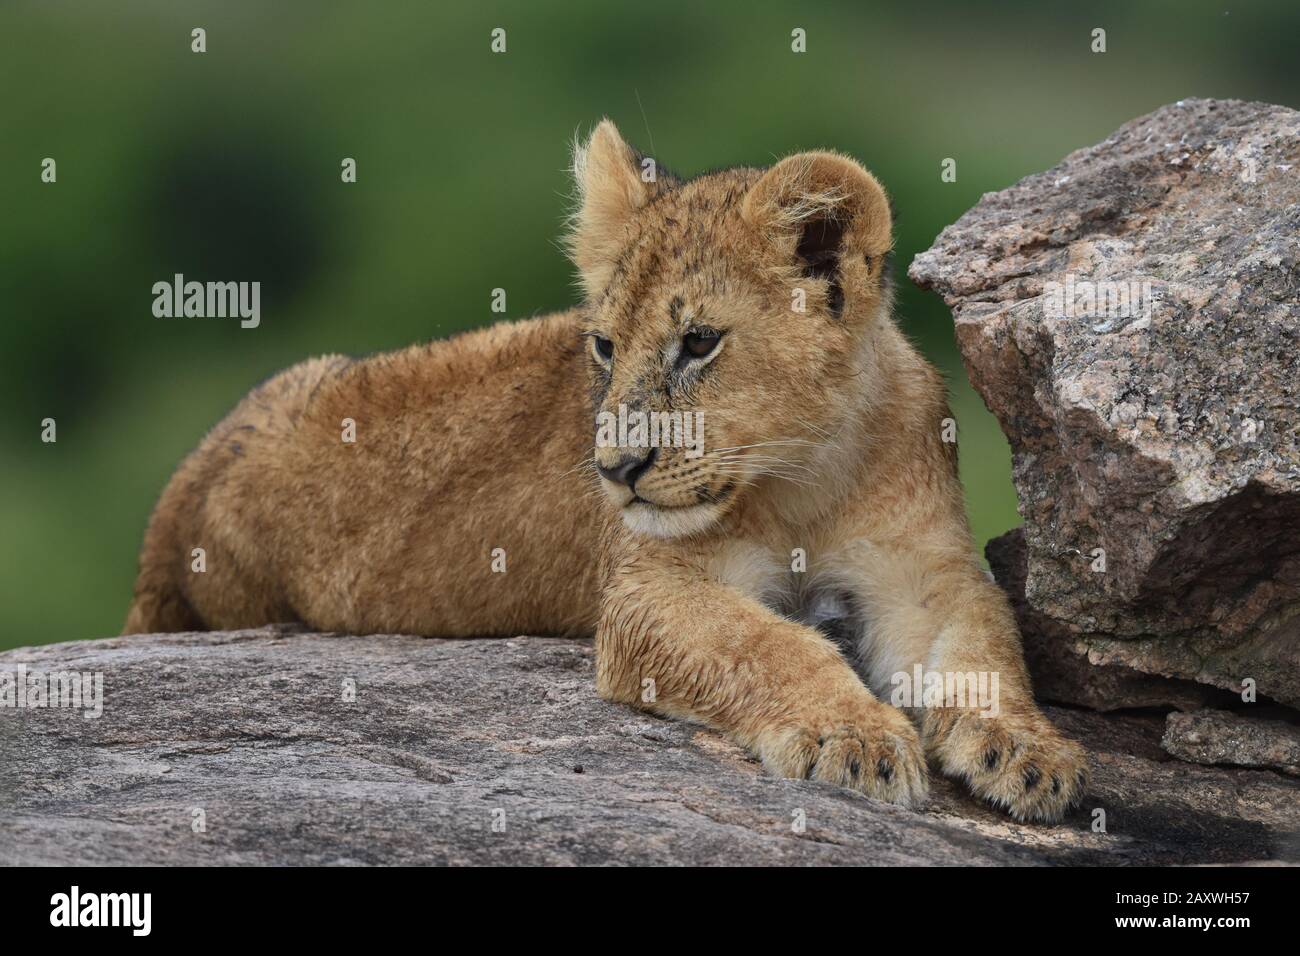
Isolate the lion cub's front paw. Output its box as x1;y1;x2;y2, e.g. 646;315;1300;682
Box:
925;709;1088;823
758;698;929;809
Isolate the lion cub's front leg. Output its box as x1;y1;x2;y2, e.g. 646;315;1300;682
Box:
847;537;1088;822
917;584;1088;823
596;561;927;808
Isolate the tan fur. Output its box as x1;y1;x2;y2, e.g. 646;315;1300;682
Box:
125;120;1087;822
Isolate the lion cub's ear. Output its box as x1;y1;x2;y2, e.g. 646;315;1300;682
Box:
568;119;676;298
741;152;893;319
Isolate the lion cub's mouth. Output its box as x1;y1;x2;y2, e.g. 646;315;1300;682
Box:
627;480;734;511
625;497;691;513
616;482;735;540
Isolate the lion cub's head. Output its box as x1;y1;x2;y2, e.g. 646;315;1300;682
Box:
569;120;895;540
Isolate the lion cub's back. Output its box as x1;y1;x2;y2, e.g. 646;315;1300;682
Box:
175;310;605;636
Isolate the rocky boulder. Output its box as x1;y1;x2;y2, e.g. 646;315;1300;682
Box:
2;630;1298;865
910;98;1300;708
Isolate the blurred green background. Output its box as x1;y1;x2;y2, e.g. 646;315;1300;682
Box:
3;1;1298;648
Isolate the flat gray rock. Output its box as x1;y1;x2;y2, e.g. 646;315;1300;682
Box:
1163;708;1300;776
2;630;1297;865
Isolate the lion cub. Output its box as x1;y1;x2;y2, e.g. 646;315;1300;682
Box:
125;121;1087;822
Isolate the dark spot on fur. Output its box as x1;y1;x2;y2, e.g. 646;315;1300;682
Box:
876;758;894;782
1023;766;1042;790
825;280;844;315
983;747;1000;770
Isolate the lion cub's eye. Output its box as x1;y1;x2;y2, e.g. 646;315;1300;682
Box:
682;329;722;360
591;335;615;363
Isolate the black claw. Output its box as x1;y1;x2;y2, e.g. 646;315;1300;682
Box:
1051;773;1062;795
983;748;1000;770
849;759;861;779
1023;766;1042;790
805;759;818;780
876;758;894;782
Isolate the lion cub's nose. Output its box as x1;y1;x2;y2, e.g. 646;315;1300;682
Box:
597;448;657;490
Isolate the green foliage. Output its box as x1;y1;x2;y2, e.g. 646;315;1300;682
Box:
3;1;1297;646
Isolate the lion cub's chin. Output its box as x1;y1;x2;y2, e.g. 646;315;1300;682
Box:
619;500;725;540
